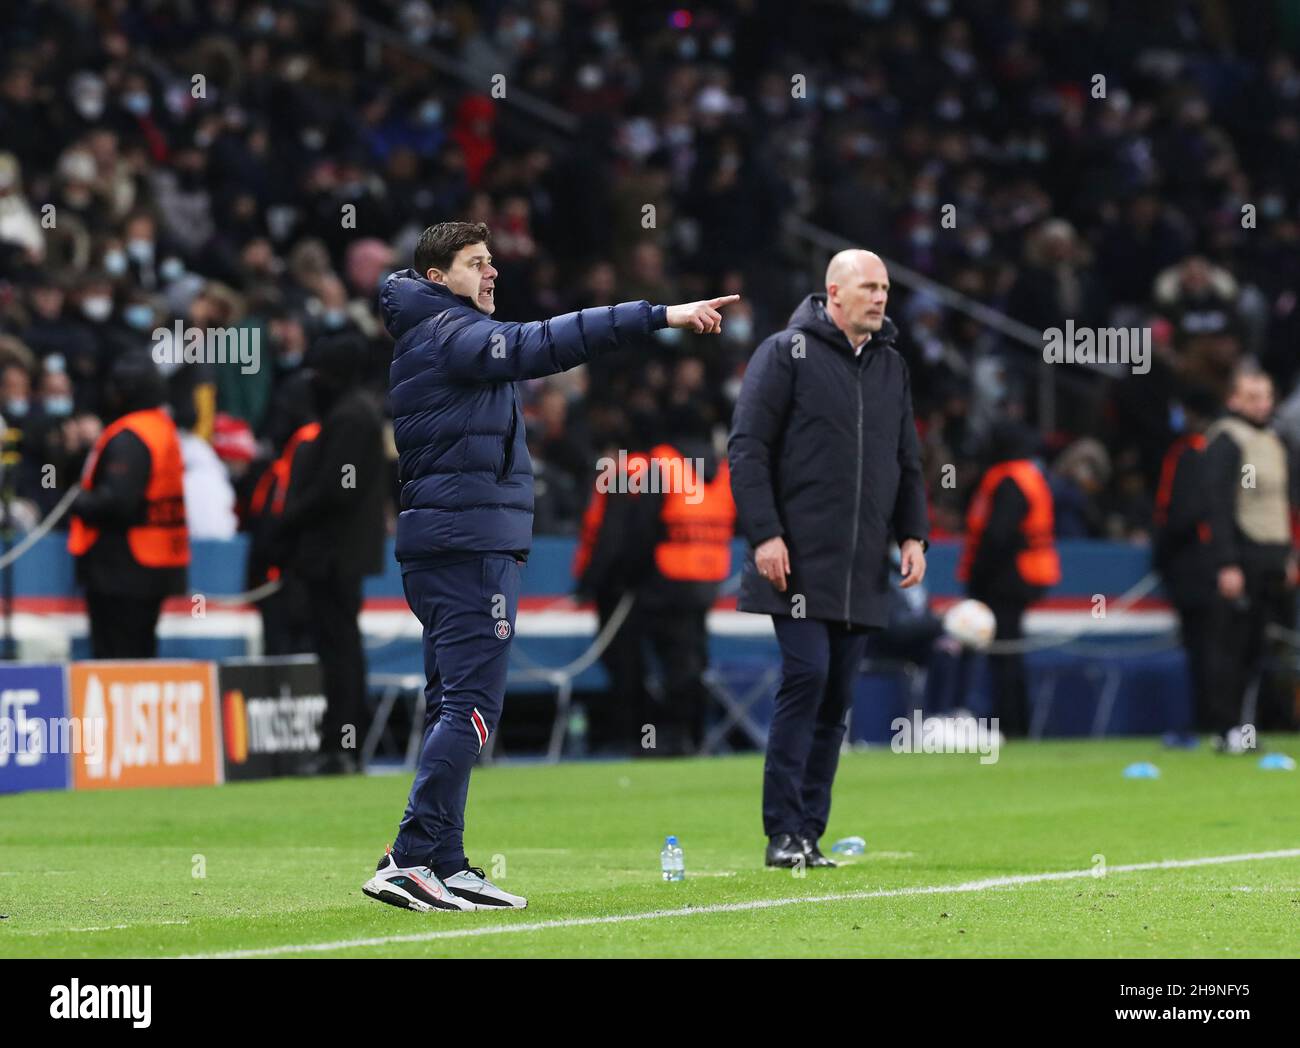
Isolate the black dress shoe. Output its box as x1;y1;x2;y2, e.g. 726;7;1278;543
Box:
765;833;805;868
799;835;837;868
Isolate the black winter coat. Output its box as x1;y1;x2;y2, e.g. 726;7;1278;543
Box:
1153;436;1217;608
279;388;387;580
728;294;928;628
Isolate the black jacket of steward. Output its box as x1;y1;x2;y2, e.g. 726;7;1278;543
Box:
727;294;928;629
1153;434;1217;607
279;387;387;580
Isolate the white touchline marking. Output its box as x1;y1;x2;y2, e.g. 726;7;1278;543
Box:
16;920;191;936
179;848;1300;959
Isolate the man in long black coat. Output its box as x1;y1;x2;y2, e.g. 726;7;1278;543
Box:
278;333;387;774
729;249;929;868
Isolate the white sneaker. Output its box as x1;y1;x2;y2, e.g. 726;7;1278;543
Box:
443;866;528;909
362;847;477;912
1217;725;1256;755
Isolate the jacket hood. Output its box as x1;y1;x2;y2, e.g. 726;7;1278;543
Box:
380;268;479;339
985;419;1042;464
787;293;898;355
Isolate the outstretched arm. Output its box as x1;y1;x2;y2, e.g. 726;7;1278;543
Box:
440;296;741;382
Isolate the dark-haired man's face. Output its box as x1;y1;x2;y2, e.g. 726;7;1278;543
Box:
427;241;497;315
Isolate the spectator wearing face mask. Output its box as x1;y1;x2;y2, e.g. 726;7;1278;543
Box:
71;273;118;395
120;211;167;291
111;71;169;165
95;291;165;400
62;71;109;140
16;361;79;515
21;274;98;384
308;273;361;339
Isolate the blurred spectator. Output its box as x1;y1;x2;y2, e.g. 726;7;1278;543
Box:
1049;438;1112;539
0;153;43;264
0;0;1296;548
180;414;239;541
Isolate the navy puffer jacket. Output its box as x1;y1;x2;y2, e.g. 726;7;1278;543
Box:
383;269;667;564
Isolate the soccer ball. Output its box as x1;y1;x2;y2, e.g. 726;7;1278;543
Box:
942;599;997;651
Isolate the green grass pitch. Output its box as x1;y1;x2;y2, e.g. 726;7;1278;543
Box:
3;737;1299;958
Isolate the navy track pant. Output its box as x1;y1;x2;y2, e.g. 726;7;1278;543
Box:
762;616;869;839
392;554;520;877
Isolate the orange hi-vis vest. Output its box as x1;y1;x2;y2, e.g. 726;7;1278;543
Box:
250;422;321;518
957;459;1060;587
67;407;190;568
650;443;736;583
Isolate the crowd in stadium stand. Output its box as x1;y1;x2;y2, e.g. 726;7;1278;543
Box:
1;0;1298;546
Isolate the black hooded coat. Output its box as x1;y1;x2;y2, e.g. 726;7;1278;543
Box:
727;294;929;628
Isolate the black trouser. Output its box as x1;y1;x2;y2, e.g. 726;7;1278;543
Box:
302;568;367;756
986;599;1031;738
86;590;164;659
260;574;314;656
590;591;649;753
763;617;870;840
644;603;710;755
590;595;711;756
1204;567;1292;734
1173;600;1215;732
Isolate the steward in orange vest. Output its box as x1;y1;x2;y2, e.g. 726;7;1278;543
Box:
956;423;1059;738
240;420;321;657
245;421;321;587
573;449;651;595
574;442;736;606
67;353;189;658
574;435;735;756
647;441;736;590
958;459;1061;601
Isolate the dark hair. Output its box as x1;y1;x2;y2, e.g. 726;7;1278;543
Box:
413;221;491;275
305;332;365;386
106;351;166;416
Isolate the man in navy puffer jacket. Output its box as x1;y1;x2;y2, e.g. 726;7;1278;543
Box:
363;221;738;912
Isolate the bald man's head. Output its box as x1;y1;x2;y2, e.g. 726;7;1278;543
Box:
1228;368;1275;426
824;249;889;345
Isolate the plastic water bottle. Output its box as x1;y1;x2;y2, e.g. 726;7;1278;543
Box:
566;705;588;758
660;835;685;881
